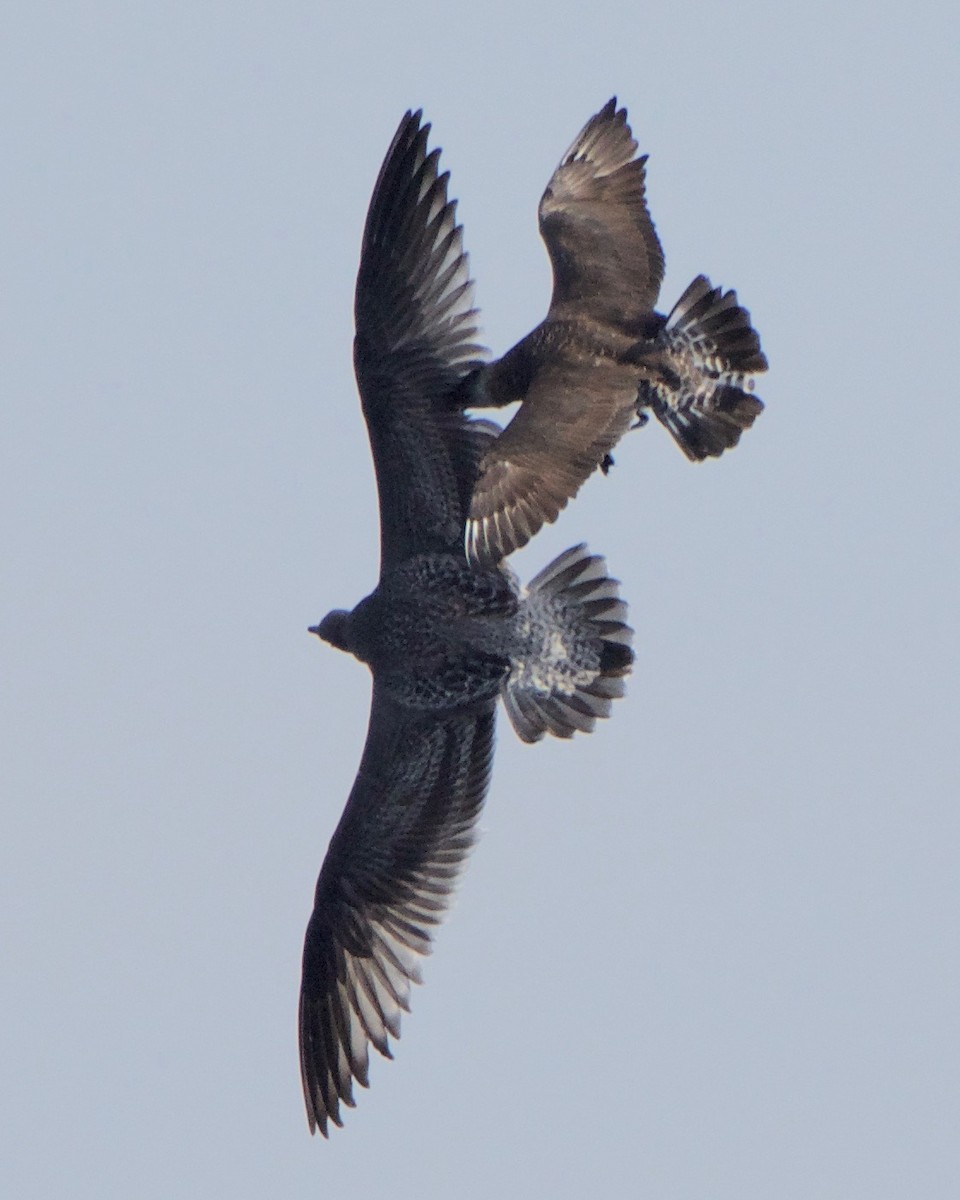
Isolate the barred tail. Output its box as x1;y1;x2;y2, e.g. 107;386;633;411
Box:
639;275;767;461
665;275;767;376
502;544;633;744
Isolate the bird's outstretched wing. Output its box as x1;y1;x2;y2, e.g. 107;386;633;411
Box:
353;111;489;570
466;359;638;564
299;691;495;1135
539;98;665;325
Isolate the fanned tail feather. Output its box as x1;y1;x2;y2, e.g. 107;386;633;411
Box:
502;544;633;743
664;275;767;376
653;381;764;461
638;275;767;461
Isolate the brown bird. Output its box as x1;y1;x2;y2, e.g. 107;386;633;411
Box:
461;98;768;566
299;110;634;1137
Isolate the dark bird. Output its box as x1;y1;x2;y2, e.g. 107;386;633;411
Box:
460;98;768;565
299;111;634;1136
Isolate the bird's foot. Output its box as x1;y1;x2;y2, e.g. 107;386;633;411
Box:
631;409;650;431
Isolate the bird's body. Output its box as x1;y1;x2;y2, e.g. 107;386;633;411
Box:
462;99;768;565
315;554;514;712
300;110;633;1137
470;315;637;403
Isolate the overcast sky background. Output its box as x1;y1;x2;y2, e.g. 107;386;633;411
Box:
3;3;958;1197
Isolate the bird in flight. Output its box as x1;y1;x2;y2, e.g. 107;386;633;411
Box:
461;98;768;566
299;110;634;1136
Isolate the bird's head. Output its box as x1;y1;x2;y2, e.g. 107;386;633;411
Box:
309;608;354;654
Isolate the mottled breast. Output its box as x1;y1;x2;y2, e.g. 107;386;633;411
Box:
354;554;519;712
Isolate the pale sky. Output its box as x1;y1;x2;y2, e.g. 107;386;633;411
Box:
3;3;958;1197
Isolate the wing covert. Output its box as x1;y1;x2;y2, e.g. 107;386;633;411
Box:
466;359;638;564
